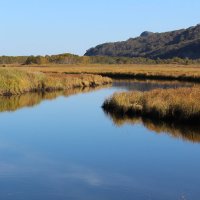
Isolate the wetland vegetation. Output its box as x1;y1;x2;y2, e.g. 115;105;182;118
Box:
103;86;200;124
12;64;200;82
0;68;112;96
1;61;200;127
1;64;200;124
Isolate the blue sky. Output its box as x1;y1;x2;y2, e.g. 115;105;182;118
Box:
0;0;200;56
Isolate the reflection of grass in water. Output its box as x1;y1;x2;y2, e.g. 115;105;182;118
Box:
113;79;196;85
113;79;197;90
0;86;110;112
0;93;61;112
103;110;200;143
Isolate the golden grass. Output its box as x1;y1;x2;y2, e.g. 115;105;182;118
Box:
10;63;200;82
0;68;112;96
103;87;200;124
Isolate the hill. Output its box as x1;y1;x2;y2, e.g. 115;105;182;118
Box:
85;24;200;59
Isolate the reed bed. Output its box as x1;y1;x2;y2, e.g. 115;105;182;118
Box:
103;87;200;124
0;68;112;96
14;64;200;82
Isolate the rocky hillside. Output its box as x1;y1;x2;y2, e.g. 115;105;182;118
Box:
85;24;200;59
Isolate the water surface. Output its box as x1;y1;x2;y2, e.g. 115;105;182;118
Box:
0;80;199;200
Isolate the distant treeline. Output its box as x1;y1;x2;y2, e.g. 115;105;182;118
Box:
1;53;200;65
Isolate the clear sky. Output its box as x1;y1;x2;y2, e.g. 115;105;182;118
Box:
0;0;200;56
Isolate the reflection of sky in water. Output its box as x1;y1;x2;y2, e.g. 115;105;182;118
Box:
0;83;199;199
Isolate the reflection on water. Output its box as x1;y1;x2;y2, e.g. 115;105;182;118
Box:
112;79;197;91
0;86;110;112
103;111;200;143
0;92;60;112
0;80;196;112
105;79;200;143
0;80;200;200
1;79;199;143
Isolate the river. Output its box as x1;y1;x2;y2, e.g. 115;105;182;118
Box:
0;80;199;200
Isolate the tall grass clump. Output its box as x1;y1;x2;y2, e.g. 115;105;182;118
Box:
0;68;45;95
0;68;112;96
103;87;200;124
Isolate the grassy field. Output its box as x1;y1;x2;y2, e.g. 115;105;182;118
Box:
0;68;112;96
9;63;200;82
103;87;200;124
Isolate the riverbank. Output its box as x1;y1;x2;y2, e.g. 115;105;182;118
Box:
11;64;200;82
102;87;200;124
0;68;112;96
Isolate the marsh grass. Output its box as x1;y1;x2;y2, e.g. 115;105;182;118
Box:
0;68;112;96
14;64;200;82
103;87;200;124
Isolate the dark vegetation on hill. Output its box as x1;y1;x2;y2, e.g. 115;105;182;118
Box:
1;54;200;66
85;24;200;59
1;24;200;65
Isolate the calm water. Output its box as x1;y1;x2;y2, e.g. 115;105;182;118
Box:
0;81;199;200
